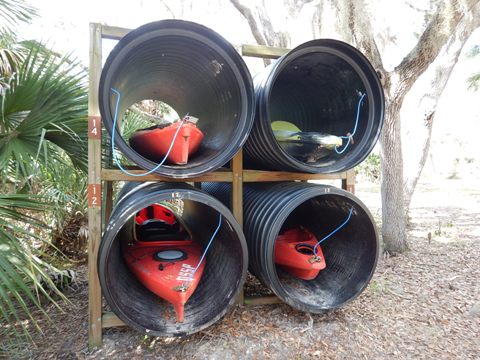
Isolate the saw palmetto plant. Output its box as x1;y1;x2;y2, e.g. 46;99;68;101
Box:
0;193;65;342
0;3;88;342
0;0;36;34
0;0;36;96
0;45;88;176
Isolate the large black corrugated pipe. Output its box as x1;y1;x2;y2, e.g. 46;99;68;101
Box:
99;20;254;178
245;39;384;173
202;182;378;313
98;182;247;336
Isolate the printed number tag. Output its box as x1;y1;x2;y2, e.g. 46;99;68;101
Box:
88;116;101;139
88;184;101;208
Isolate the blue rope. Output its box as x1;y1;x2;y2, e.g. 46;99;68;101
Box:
110;88;187;176
313;207;354;256
185;214;222;284
335;93;367;154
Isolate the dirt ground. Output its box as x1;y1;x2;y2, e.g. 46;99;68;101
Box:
2;178;479;360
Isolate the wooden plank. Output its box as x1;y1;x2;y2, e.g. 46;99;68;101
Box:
244;295;282;306
230;151;244;305
342;169;355;194
87;23;103;349
241;44;289;59
101;24;131;40
102;312;126;328
101;168;233;182
243;170;348;182
231;151;243;226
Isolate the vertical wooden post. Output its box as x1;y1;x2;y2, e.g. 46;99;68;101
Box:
231;150;243;226
230;150;244;304
88;23;103;349
342;169;355;194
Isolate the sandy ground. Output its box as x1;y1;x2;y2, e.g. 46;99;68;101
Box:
1;178;479;359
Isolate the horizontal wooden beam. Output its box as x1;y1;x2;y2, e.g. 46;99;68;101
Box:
100;24;131;40
241;44;289;59
102;168;347;182
243;295;282;306
101;168;234;182
102;312;125;328
243;170;347;182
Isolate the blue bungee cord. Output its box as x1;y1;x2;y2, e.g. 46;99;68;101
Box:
110;88;187;176
334;93;367;154
183;214;222;286
313;207;354;256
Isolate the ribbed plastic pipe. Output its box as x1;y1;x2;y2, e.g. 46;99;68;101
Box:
203;182;379;313
99;20;254;178
245;39;384;173
98;182;247;336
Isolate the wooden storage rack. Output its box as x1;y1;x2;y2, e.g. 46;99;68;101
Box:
87;23;355;348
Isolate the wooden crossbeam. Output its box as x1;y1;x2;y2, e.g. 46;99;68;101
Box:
241;44;289;59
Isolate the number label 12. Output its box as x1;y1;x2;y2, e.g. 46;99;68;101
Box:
88;184;101;208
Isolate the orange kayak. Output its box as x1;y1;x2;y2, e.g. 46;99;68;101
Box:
123;204;204;322
130;121;204;165
274;228;326;280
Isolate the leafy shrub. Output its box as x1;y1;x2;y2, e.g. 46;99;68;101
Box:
356;153;381;183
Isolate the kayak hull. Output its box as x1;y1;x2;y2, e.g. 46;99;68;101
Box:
124;203;204;322
123;240;204;323
274;228;326;280
130;122;204;165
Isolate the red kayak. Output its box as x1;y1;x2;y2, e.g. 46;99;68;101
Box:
274;228;326;280
123;204;204;322
129;120;204;165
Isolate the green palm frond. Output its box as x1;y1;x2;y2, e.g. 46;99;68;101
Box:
39;155;87;227
0;75;8;96
121;108;159;139
0;43;88;176
0;0;37;33
0;47;21;77
0;193;66;342
1;29;24;97
0;2;81;346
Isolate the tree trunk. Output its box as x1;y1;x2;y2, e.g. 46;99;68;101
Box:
375;0;480;253
380;96;408;254
229;0;287;66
